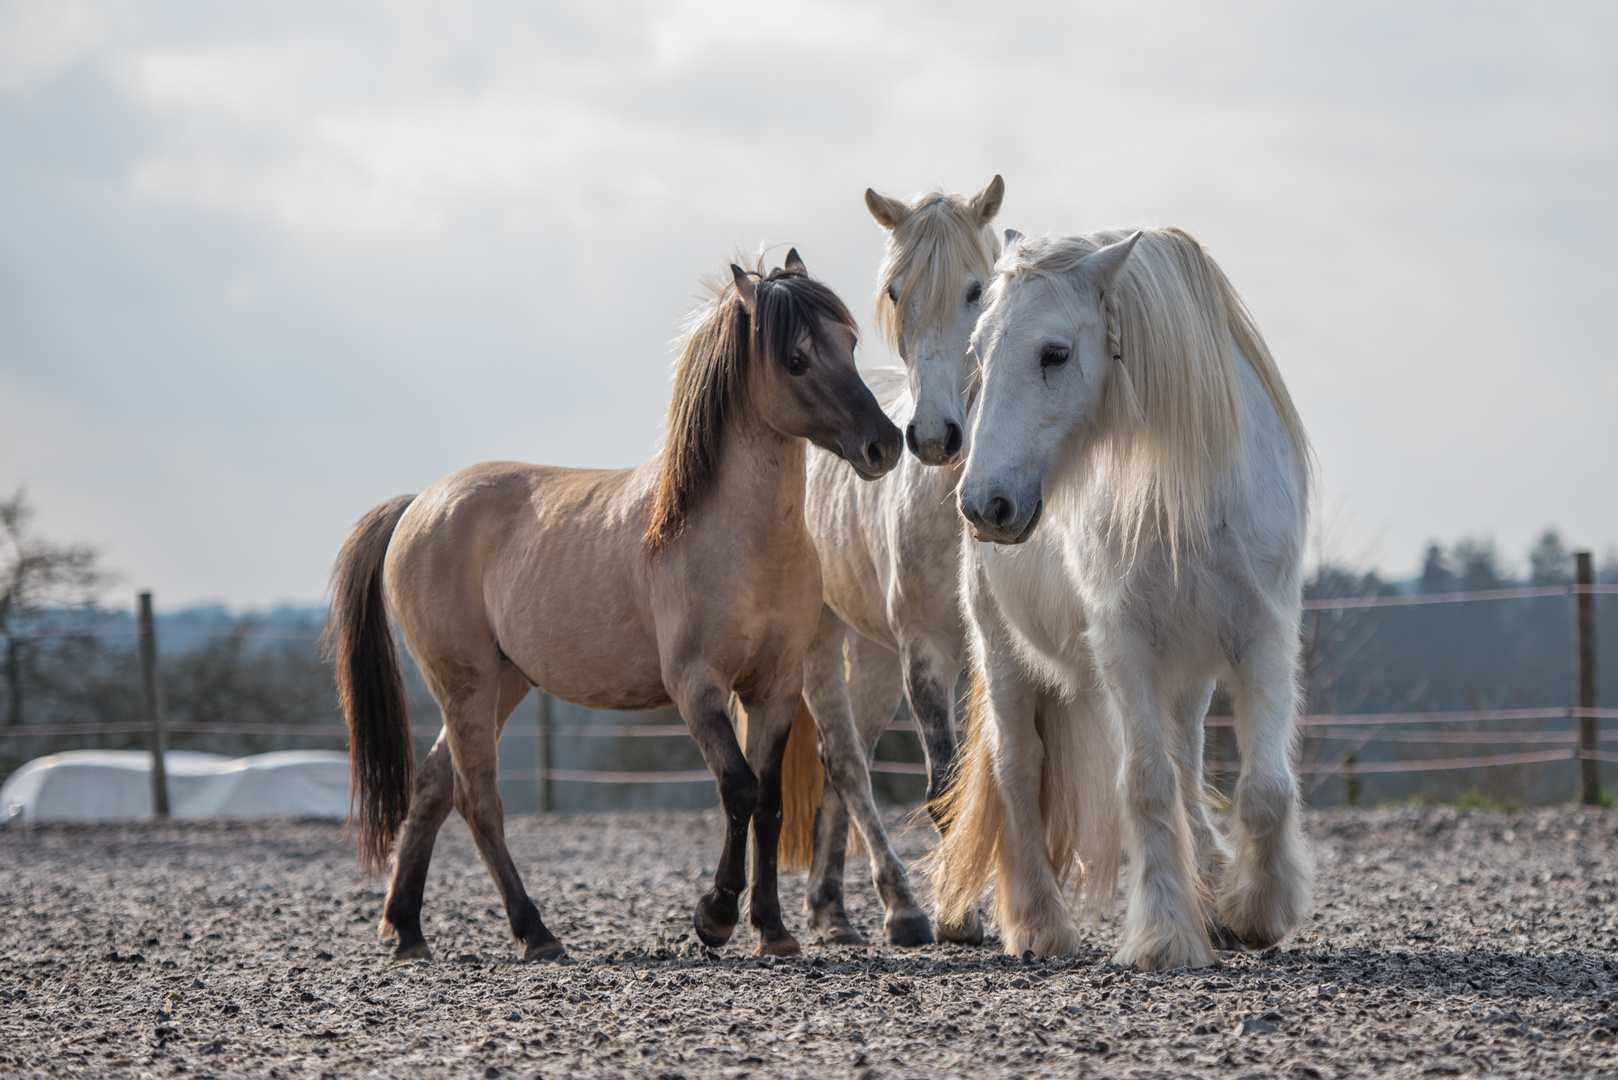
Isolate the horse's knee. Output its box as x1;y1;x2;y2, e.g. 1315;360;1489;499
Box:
1122;753;1184;827
720;768;758;822
819;750;871;802
1234;770;1296;838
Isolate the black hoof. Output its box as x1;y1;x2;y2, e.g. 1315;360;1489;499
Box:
1207;922;1246;952
392;939;432;962
885;913;936;948
523;940;569;963
694;893;738;949
816;922;866;946
755;933;801;958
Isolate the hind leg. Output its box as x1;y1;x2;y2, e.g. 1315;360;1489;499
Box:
441;663;566;962
1169;679;1240;950
380;729;456;960
1220;628;1313;950
899;635;963;833
804;781;859;943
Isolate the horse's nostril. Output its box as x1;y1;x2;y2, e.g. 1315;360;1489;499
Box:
904;424;919;455
866;441;885;468
944;422;962;457
988;496;1012;527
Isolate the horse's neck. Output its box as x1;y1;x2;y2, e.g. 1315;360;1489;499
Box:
712;413;809;541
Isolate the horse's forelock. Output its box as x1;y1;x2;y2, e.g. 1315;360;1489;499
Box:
876;191;999;352
754;268;858;369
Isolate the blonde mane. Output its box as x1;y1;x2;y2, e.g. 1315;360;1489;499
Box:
874;189;999;352
995;227;1310;557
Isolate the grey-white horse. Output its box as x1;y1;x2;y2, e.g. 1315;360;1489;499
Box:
779;177;1004;946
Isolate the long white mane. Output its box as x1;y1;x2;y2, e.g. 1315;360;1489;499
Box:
858;365;911;420
874;190;999;351
993;227;1310;556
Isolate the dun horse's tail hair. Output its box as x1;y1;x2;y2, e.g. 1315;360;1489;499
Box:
323;495;417;876
777;699;823;872
928;668;1121;940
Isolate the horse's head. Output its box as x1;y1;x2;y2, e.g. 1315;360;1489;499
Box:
867;176;1003;466
732;252;902;480
959;231;1140;545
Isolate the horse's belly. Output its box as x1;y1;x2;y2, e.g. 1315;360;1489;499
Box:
820;554;896;648
519;624;672;711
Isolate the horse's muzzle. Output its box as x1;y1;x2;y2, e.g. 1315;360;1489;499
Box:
961;493;1043;545
905;420;964;467
846;422;903;480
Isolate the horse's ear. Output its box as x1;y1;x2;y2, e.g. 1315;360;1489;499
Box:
865;188;909;230
783;247;807;275
969;175;1004;226
730;264;757;313
1075;231;1141;295
1003;228;1024;246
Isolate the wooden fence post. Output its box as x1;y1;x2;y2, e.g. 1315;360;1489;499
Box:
1576;552;1600;805
537;689;553;814
137;591;170;817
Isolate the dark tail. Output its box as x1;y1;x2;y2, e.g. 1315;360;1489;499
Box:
322;495;417;875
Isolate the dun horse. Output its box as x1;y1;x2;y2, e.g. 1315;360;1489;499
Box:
933;227;1313;970
778;177;1003;947
327;252;902;961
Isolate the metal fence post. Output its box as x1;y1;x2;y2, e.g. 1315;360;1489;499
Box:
537;689;553;814
1576;552;1600;805
137;591;170;817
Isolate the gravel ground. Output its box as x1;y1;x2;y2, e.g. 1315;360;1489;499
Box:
3;807;1618;1079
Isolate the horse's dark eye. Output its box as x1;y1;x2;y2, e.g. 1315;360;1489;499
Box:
785;353;809;376
966;284;982;305
1040;344;1070;368
886;284;898;303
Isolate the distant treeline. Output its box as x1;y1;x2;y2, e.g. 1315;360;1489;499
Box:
1292;530;1617;807
3;521;1614;808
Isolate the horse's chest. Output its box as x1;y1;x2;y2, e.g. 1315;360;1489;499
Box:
981;545;1089;661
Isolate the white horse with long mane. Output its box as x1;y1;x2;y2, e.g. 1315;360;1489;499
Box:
933;226;1313;970
776;177;1004;946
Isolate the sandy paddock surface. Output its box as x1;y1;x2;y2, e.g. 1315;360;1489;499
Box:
2;807;1618;1079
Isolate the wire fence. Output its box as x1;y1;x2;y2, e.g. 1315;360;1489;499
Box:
3;577;1614;796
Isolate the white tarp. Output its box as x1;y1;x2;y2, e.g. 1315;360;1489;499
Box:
1;750;351;822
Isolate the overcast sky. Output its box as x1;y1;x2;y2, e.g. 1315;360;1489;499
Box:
2;0;1614;609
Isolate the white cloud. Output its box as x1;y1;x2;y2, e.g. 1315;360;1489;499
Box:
0;0;121;89
1;0;1615;603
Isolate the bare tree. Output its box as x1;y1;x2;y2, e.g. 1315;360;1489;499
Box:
0;489;114;726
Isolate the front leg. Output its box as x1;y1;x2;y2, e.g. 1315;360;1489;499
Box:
803;611;931;946
671;677;757;951
959;595;1079;955
1092;635;1214;971
740;690;806;957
